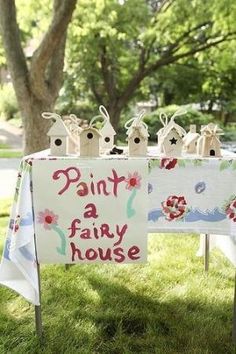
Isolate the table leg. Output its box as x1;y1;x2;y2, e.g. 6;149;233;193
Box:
204;234;210;272
35;263;43;338
232;272;236;343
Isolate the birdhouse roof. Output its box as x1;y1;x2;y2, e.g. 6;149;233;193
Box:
47;119;70;137
201;123;223;135
183;132;200;147
161;120;186;139
100;121;116;136
128;125;149;140
156;127;165;136
79;126;102;137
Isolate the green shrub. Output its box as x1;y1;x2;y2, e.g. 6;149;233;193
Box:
143;104;217;141
0;83;19;120
223;124;236;142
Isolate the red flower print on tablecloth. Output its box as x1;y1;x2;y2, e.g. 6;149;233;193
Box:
161;195;187;221
225;198;236;222
14;215;21;233
37;209;58;230
125;172;142;190
160;158;178;170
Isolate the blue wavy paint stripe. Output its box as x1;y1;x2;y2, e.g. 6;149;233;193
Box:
3;238;35;262
19;246;35;262
9;212;33;230
148;208;226;222
184;208;226;222
148;209;164;222
3;238;11;260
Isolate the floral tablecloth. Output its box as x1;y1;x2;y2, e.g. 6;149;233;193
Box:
1;150;236;305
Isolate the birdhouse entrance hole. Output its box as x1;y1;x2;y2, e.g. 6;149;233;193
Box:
105;137;110;142
210;149;215;156
134;137;140;144
54;139;62;146
87;133;93;139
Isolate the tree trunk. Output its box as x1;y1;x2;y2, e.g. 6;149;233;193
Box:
163;89;174;106
223;111;230;127
207;100;214;113
0;0;77;155
21;95;53;154
108;101;123;133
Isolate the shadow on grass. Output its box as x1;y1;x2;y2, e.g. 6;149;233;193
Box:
1;264;234;354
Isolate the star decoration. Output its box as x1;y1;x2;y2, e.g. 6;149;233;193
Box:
170;137;177;145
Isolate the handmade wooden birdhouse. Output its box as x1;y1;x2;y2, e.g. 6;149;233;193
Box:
98;106;116;151
42;112;70;156
79;127;101;157
64;114;82;154
183;125;200;154
127;126;149;156
125;110;149;156
197;123;223;157
157;111;186;157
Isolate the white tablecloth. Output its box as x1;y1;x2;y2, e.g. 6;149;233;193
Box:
1;149;236;305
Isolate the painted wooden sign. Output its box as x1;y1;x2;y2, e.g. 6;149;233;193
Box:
32;159;148;264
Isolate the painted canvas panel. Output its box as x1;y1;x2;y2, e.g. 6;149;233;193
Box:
148;158;236;235
32;159;148;264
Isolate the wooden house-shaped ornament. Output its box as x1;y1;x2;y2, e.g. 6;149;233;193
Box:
127;125;149;156
183;125;200;154
156;129;165;153
125;110;149;157
79;127;101;157
100;120;116;150
64;115;82;154
196;125;205;156
157;114;186;157
96;105;116;151
197;123;223;157
43;112;70;156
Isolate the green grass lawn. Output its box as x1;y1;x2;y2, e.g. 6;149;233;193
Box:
0;150;22;158
0;198;235;353
0;143;22;158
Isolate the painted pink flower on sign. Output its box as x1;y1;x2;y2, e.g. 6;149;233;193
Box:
37;209;58;230
225;199;236;222
125;172;142;190
161;195;187;221
160;158;178;170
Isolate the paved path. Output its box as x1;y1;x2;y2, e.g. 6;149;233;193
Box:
0;121;22;198
0;158;20;199
0;120;22;149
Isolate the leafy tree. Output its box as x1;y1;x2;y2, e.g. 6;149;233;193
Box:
150;60;204;106
0;0;77;153
199;43;236;124
158;43;236;125
66;0;236;130
1;0;236;153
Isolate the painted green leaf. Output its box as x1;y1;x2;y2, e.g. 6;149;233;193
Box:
178;160;186;167
193;159;202;166
219;160;231;171
148;160;160;172
232;161;236;170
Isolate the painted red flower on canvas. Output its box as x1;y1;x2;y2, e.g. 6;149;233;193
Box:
125;172;142;190
161;195;187;221
37;209;58;230
225;199;236;222
160;158;178;170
